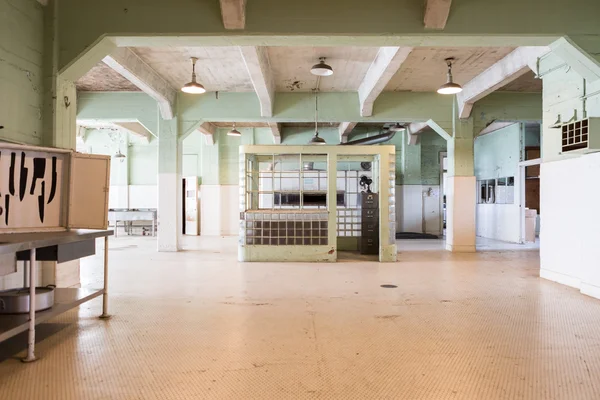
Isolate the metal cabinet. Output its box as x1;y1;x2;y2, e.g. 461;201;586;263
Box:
359;193;379;255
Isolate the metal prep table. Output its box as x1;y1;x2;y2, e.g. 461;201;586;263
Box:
0;229;113;362
108;209;157;237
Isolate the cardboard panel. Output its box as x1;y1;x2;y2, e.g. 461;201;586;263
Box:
68;153;110;229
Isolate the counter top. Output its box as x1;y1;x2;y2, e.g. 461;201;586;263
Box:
0;229;113;255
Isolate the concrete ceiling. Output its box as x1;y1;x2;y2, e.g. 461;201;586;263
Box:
497;70;542;92
133;46;255;92
268;47;380;92
385;47;515;92
76;62;141;92
76;46;543;95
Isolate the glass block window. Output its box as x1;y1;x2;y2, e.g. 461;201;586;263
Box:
335;159;374;237
388;153;396;245
244;212;328;245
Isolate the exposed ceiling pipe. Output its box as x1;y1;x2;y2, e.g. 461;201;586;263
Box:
341;129;399;145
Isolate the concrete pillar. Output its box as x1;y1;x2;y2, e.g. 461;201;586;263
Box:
445;114;476;252
157;117;182;251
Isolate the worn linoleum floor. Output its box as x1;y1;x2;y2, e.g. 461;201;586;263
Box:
0;236;598;400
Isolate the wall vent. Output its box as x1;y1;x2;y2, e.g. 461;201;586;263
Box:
561;118;600;154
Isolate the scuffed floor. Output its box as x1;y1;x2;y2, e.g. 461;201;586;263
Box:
0;236;598;399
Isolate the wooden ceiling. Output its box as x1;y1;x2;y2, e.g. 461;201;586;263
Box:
76;46;543;94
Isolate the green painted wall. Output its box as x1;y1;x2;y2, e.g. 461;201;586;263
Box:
77;92;159;136
420;131;447;185
129;139;158;185
540;51;600;162
474;123;521;179
0;0;44;145
472;93;542;134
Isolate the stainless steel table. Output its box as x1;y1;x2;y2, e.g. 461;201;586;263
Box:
0;229;113;362
108;209;157;237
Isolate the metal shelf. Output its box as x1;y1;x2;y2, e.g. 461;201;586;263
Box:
0;288;104;343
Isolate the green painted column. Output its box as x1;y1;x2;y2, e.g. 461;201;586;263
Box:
157;117;182;251
446;104;476;252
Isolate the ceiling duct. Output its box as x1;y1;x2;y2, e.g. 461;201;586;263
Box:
341;124;406;146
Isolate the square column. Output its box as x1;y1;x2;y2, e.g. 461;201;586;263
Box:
446;116;476;252
157;117;182;252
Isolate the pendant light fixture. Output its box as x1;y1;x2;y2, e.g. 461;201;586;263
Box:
227;123;241;137
437;57;463;95
181;57;206;94
308;89;326;145
310;57;334;77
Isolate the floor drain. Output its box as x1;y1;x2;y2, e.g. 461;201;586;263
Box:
380;284;398;288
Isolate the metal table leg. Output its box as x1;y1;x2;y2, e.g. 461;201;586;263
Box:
22;249;37;363
23;260;28;288
100;236;111;319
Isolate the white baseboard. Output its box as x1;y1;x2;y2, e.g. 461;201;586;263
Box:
540;268;581;289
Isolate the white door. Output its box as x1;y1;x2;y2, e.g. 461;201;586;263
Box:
184;177;199;235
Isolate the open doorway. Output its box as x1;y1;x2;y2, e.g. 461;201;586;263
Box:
519;153;541;245
336;156;379;260
439;152;448;237
182;177;199;235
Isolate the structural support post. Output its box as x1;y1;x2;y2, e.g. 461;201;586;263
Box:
445;110;476;252
100;236;110;319
157;117;182;252
23;249;37;363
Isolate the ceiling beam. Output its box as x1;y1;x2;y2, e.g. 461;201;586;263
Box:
113;122;152;143
220;0;246;30
424;0;452;29
338;122;357;143
239;46;275;117
478;121;518;136
358;47;413;117
196;122;216;145
268;122;281;144
456;46;549;119
406;122;429;135
103;48;177;120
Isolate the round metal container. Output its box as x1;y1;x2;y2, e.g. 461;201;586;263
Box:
0;286;55;314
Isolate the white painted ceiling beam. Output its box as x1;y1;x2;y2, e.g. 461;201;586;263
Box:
406;122;429;135
550;37;600;81
424;0;452;29
338;122;357;143
196;122;216;145
239;46;275;117
220;0;246;30
103;48;177;120
113;122;152;143
478;121;518;136
456;46;549;119
268;122;282;144
358;47;413;117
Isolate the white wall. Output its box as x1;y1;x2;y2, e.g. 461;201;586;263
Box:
474;123;522;243
200;185;239;236
396;185;441;235
539;49;600;299
540;153;600;297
